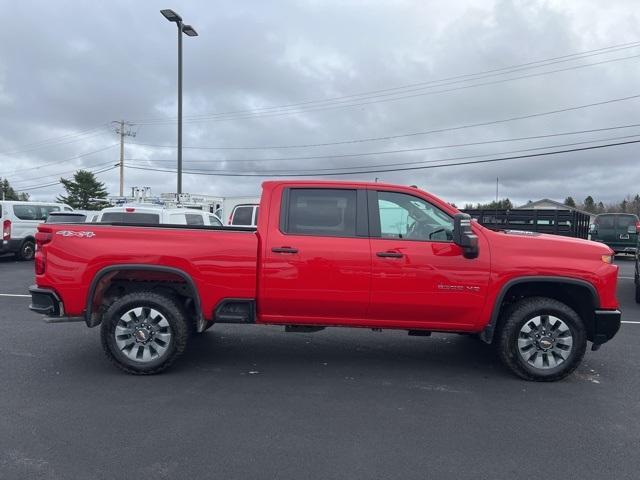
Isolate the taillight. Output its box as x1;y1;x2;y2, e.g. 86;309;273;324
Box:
636;221;640;234
228;214;232;225
34;229;53;275
35;231;53;248
2;219;10;240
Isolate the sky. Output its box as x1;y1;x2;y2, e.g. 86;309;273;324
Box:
1;0;639;207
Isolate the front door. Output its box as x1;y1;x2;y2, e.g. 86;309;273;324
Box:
368;189;490;330
260;187;371;325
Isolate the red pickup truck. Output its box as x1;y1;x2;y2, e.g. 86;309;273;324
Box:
29;180;621;381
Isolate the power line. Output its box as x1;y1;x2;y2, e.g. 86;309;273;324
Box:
131;41;640;124
125;122;640;165
11;161;117;186
128;93;640;151
123;138;640;177
133;53;640;126
0;125;111;156
17;165;118;192
0;144;119;177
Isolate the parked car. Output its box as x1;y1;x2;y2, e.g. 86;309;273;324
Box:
29;180;621;381
95;205;223;226
0;201;72;260
46;212;88;223
590;213;639;254
228;203;259;227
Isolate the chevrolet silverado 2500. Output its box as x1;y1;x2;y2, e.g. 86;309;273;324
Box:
28;180;621;380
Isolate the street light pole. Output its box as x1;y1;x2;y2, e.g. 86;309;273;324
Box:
177;22;183;196
160;9;198;198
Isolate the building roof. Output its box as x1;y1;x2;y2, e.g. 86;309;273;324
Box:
516;198;593;216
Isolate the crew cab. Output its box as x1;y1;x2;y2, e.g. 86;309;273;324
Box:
28;181;621;381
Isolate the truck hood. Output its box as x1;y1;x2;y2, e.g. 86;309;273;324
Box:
495;229;613;254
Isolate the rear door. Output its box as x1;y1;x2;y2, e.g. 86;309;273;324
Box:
260;186;371;324
368;189;490;329
615;214;639;251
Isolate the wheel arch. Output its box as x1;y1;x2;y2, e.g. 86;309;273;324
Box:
85;264;204;331
481;276;599;344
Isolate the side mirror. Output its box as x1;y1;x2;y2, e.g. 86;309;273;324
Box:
452;213;479;259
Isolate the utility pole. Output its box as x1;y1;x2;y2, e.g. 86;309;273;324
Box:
495;177;499;203
111;121;137;197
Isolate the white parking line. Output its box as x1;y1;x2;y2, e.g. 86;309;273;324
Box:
0;294;30;297
619;276;635;280
622;321;640;324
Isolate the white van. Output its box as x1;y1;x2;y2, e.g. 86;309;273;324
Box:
0;201;73;260
95;205;223;226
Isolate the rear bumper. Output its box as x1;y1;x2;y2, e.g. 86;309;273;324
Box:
29;286;63;315
28;286;84;323
0;239;22;255
592;309;622;345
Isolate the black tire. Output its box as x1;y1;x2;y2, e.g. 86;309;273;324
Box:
17;239;35;261
496;297;587;381
635;281;640;304
100;291;190;375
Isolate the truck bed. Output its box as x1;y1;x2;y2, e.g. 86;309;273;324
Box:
36;223;259;320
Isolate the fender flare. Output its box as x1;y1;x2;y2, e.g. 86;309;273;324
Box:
480;276;599;343
85;264;203;330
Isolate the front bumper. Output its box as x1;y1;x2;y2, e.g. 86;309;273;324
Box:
592;309;622;345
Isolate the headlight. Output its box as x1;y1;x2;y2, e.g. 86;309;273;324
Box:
601;255;613;264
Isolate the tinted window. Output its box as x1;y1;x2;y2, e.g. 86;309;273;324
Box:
285;189;357;237
39;205;61;220
377;191;453;241
595;215;615;228
617;215;638;228
13;204;39;220
101;212;160;224
185;213;205;226
46;213;87;223
232;206;254;226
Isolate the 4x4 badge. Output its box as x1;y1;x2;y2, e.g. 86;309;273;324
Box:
56;231;95;238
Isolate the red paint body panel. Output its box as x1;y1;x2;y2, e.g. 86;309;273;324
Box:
34;180;619;333
35;225;258;320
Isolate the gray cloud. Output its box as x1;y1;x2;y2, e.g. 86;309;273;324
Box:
1;0;639;208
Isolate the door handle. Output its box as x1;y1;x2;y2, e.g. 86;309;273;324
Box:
272;247;299;254
376;251;403;258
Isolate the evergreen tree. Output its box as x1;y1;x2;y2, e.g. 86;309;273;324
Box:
620;199;628;213
57;170;109;210
597;201;605;214
0;178;30;201
563;196;576;208
583;196;596;213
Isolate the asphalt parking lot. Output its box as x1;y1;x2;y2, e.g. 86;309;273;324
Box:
0;255;639;480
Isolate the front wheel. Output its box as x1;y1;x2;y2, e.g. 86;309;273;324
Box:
100;291;190;374
496;297;586;381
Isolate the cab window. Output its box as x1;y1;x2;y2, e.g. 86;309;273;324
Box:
283;189;357;237
377;191;453;242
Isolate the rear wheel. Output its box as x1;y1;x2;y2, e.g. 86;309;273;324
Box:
496;297;586;381
100;291;190;374
17;239;35;261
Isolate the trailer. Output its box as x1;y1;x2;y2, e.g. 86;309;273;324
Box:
461;208;591;239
